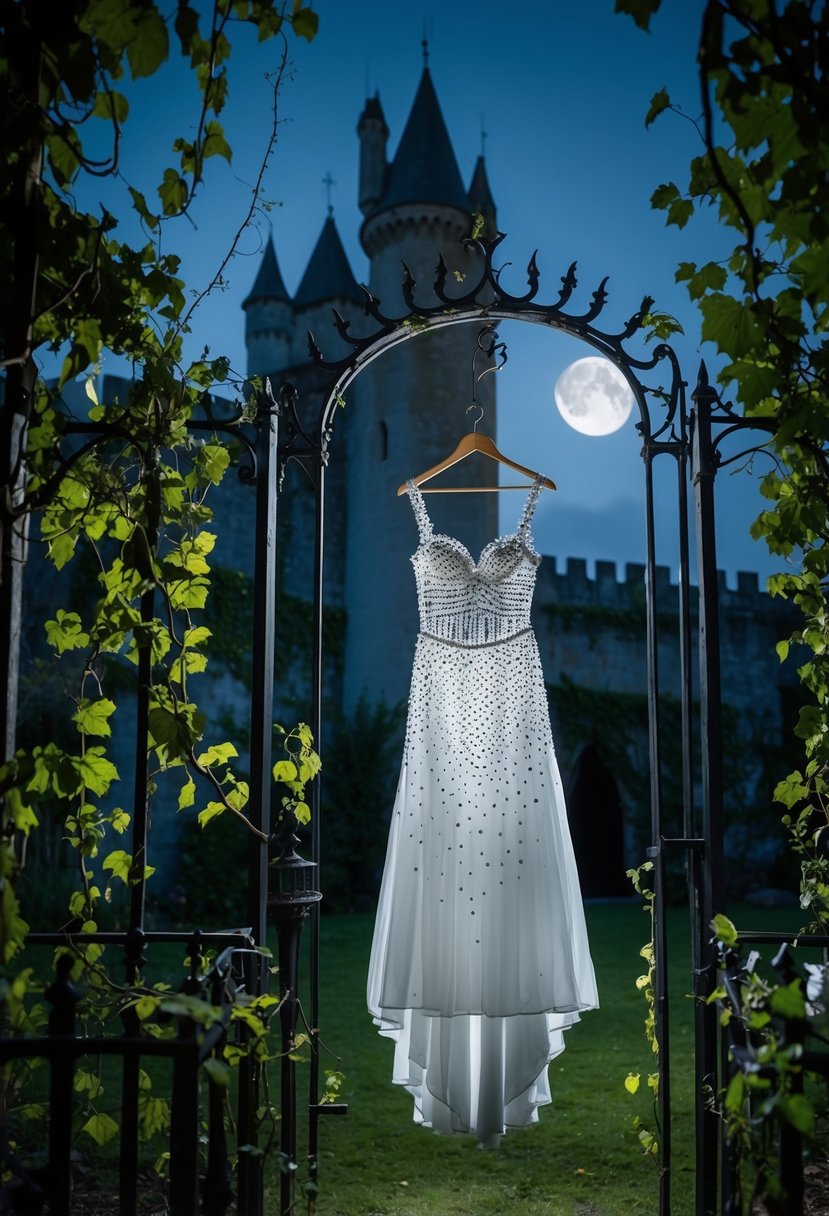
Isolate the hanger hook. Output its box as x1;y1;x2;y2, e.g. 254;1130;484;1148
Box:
465;401;484;433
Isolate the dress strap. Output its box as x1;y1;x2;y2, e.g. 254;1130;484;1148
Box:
406;479;433;540
517;474;545;537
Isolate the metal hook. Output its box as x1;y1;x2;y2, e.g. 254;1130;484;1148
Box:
465;401;485;433
468;324;508;431
474;324;508;384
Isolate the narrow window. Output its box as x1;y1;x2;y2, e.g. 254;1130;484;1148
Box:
377;419;388;462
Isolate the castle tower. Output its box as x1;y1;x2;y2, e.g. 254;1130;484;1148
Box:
242;236;292;376
341;63;499;710
357;93;388;217
242;62;500;714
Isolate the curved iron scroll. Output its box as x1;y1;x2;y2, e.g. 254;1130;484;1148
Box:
294;232;687;457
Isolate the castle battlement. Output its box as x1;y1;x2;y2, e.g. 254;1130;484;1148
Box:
535;554;775;619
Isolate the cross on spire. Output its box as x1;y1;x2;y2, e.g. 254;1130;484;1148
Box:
322;170;335;216
480;115;488;158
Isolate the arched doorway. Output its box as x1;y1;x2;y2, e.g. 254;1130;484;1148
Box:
568;744;629;898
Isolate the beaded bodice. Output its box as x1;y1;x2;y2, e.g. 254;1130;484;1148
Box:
406;476;544;647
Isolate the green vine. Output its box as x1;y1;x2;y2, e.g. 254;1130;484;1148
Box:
624;860;661;1162
0;0;322;1185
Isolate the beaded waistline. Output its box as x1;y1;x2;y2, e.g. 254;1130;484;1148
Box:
418;626;533;650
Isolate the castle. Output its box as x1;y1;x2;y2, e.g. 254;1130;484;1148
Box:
236;64;799;899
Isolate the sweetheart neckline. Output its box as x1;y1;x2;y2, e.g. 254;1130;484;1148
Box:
413;530;541;571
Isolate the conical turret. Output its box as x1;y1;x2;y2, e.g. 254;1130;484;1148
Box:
363;66;470;225
357;92;388;217
243;236;293;376
468;155;497;239
294;214;360;311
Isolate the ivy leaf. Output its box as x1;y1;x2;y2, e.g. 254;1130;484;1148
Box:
196;741;238;766
102;849;132;884
293;801;311;825
91;89;129;123
73;698;116;738
203;1057;231;1087
700;294;763;358
710;913;738;947
184;626;212;648
650;181;680;210
645;88;670;127
203;120;232;163
138;1093;170;1139
197;444;230;485
45;610;89;654
178;776;196;810
291;5;319;41
82;1112;119;1146
725;1072;746;1112
777;1093;816;1138
75;748;119;796
103;849;155;886
624;1072;640;1094
109;808;130;834
770;979;806;1020
128;185;160;231
198;802;225;828
158;168;188;216
614;0;660;30
273;760;298;783
126;5;169;79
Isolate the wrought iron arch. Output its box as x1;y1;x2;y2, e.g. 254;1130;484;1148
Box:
260;232;707;1216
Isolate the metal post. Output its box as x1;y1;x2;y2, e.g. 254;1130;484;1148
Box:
270;848;321;1216
45;955;80;1216
309;451;326;1180
237;383;280;1215
691;363;726;1215
0;20;41;765
643;446;671;1216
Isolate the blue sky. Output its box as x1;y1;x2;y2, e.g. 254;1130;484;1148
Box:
62;0;783;585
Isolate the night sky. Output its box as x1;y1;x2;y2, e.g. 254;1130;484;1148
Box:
56;0;783;585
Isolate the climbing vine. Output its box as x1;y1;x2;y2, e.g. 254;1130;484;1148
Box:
617;1;829;1204
0;0;322;1179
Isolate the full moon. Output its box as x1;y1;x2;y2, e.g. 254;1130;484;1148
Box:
554;356;635;436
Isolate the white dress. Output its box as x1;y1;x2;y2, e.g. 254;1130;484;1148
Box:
367;476;598;1147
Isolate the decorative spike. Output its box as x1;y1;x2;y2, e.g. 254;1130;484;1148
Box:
433;254;448;299
573;275;609;324
593;275;609;305
698;359;709;386
359;283;376;315
618;294;655;340
401;261;417;310
307;331;323;363
557;262;578;307
331;308;357;345
525;251;540;298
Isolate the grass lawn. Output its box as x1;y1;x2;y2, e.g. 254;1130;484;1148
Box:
269;900;806;1216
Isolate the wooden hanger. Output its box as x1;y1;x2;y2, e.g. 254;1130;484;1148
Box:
396;429;556;496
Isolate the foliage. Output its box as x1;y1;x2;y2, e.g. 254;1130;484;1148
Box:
616;0;829;923
616;0;829;1201
624;861;661;1163
709;915;827;1214
0;0;320;1182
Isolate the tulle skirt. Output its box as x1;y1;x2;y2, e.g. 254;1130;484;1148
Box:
367;630;598;1144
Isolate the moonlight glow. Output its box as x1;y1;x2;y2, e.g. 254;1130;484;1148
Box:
554;357;635;436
